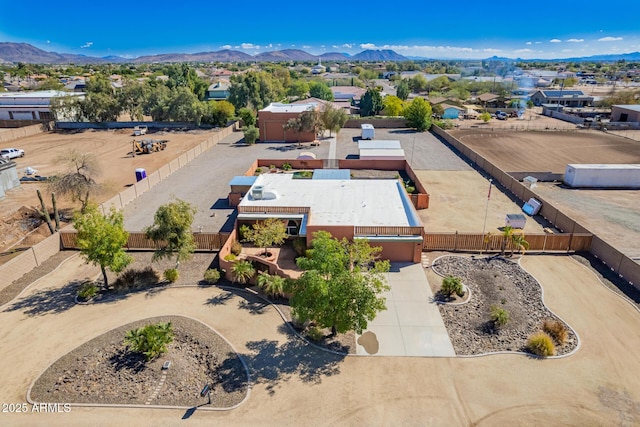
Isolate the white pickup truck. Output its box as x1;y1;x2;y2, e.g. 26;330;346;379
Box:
0;148;25;160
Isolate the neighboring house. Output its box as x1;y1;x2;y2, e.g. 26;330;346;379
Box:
236;171;424;262
64;80;86;92
358;140;405;160
206;81;230;100
291;97;346;113
530;90;593;107
611;105;640;123
330;86;366;103
0;90;84;121
258;102;319;142
441;104;465;119
311;59;325;75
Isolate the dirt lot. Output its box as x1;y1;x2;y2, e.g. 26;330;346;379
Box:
447;128;640;261
450;128;640;173
0;127;221;258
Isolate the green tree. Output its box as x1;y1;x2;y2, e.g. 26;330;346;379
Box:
237;107;256;126
74;204;132;288
320;104;348;136
500;225;515;255
286;231;390;335
309;80;334;101
408;74;428;92
81;92;122;122
37;77;64;91
479;111;491;122
124;322;174;361
396;80;410;101
144;200;197;268
359;88;383;117
231;260;255;285
287;80;310;98
403;97;432;131
511;232;530;256
229;71;285;110
245;218;288;256
242;125;259;144
166;87;202;123
432;103;444;118
382;95;404;116
49;150;102;213
118;79;150;121
144;84;172;121
284;109;323;140
202;100;235;126
50;95;83;121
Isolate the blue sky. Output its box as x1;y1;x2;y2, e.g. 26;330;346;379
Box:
1;0;639;59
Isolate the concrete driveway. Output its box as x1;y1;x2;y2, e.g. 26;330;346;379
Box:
356;263;455;357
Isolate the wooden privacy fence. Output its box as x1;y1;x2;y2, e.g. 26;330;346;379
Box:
355;226;425;236
60;231;230;251
422;232;592;253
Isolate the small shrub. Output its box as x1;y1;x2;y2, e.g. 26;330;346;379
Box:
299;170;313;178
269;164;276;170
164;268;179;283
239;224;251;242
527;332;556;357
203;269;221;285
542;319;568;345
490;306;509;326
223;253;237;261
281;162;292;171
231;241;243;256
441;275;464;297
306;326;324;342
254;167;263;175
77;281;99;300
113;267;160;291
124;322;174;361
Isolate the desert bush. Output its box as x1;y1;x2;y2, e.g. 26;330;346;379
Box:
230;241;243;256
281;162;292;171
441;275;464;297
527;332;556;357
239;224;250;242
490;306;509;326
77;281;99;300
223;253;237;261
203;269;221;285
113;266;160;291
164;268;179;283
306;326;324;342
124;322;174;361
542;319;568;345
254;167;263;175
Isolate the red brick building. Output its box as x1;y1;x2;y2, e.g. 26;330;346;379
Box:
258;102;318;142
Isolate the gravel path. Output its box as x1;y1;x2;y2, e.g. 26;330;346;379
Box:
431;255;578;356
30;316;248;408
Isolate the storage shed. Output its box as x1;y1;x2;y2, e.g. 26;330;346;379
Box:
564;164;640;188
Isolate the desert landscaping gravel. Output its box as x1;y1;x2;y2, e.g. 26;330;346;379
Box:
431;255;578;356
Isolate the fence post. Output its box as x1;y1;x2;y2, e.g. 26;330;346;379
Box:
567;233;573;252
454;231;458;252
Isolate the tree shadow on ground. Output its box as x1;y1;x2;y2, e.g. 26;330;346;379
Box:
205;291;234;306
237;299;269;315
109;348;147;374
3;279;81;316
219;327;345;396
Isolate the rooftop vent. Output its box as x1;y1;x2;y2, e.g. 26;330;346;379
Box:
252;185;264;200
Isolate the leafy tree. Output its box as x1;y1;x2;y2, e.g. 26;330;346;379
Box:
74;204;132;288
479;112;491;122
50;95;83;121
81;92;122;122
237;107;256;126
166;87;202;123
245;218;287;256
202;100;235;126
408;74;428;92
382;95;404;116
231;260;255;285
118;79;150;121
500;225;515;255
287;80;310;98
144;200;197;268
286;231;390;335
432;103;444;118
124;322;174;361
144;84;172;121
49;150;102;213
359;88;383;117
243;125;259;144
229;71;285;110
37;77;64;91
403;97;432;131
320;104;348;136
396;80;410;101
309;80;334;101
284;109;323;139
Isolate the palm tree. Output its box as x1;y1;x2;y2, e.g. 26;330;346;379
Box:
501;226;515;255
124;322;174;361
511;232;530;256
231;260;256;285
257;272;285;298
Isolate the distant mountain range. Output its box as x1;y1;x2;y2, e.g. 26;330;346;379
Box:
1;42;639;64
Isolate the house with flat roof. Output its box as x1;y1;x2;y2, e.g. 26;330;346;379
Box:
0;90;84;121
258;102;319;142
236;172;424;262
206;81;230;100
530;90;593;107
611;105;640;123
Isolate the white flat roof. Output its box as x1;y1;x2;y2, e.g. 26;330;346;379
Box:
359;148;405;158
261;102;317;113
239;173;410;227
0;90;80;99
361;123;374;129
358;140;401;150
567;164;640;170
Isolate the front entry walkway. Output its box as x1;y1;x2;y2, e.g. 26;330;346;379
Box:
356;263;455;357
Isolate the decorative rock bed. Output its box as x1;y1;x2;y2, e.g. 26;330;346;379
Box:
431;255;578;356
29;316;248;408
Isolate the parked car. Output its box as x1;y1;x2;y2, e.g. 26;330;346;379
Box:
495;111;508;120
0;148;25;159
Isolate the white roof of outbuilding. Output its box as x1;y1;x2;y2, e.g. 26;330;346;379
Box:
359;148;405;158
358;140;401;150
261;102;317;113
239;173;411;227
